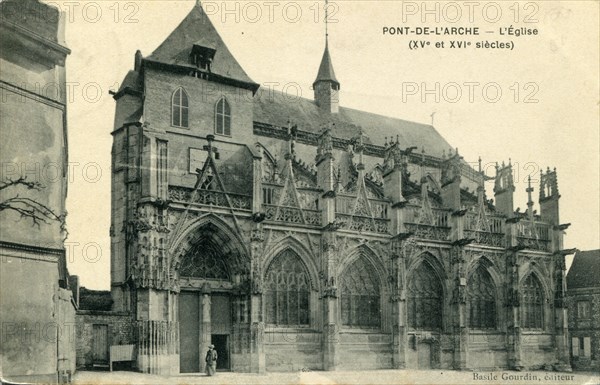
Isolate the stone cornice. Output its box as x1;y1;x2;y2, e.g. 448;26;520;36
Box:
0;20;70;59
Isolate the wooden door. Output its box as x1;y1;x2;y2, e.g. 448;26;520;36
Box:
92;324;109;364
179;292;200;373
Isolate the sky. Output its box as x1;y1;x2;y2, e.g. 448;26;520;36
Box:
46;0;600;290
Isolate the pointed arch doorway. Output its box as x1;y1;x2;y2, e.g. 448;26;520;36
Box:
174;221;249;373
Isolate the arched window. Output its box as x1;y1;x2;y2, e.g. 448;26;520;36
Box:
408;261;443;330
468;265;496;329
522;274;544;329
215;97;231;136
179;241;230;280
265;249;310;326
340;257;380;328
172;88;189;128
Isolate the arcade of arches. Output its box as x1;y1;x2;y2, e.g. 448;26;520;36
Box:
121;218;561;374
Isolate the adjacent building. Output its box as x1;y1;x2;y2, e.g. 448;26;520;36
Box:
0;0;76;382
100;2;574;374
567;249;600;371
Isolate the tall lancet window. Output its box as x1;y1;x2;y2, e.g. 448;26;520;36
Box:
408;261;443;330
340;257;380;328
468;265;496;329
522;274;544;329
265;249;310;326
215;97;231;136
171;87;189;128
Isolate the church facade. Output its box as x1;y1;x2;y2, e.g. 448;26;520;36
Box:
108;3;573;374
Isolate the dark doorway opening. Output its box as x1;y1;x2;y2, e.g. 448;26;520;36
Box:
211;334;230;370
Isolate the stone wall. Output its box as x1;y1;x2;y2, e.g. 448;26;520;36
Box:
143;68;254;144
75;311;135;368
0;245;77;383
337;333;393;370
467;333;508;370
264;330;323;371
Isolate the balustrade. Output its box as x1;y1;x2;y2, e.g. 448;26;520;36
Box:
333;195;390;234
463;210;506;247
404;205;450;228
516;221;551;252
168;186;252;210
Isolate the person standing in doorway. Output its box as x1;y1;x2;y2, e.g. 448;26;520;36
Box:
205;344;217;376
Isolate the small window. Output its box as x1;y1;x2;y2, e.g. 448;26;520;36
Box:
172;88;189;128
577;301;591;319
215;98;231;136
263;187;274;205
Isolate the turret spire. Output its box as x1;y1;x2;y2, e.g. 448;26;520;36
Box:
313;0;340;114
526;175;534;221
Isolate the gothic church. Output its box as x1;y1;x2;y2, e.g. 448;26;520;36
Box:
107;2;573;374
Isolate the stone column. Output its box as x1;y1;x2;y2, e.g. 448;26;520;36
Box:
390;235;410;368
200;286;211;373
450;244;468;370
449;208;469;370
554;249;575;371
250;227;266;373
506;219;523;370
321;228;339;371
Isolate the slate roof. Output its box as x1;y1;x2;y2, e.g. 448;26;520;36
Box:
147;2;256;86
117;70;142;93
253;88;453;156
314;42;339;86
567;249;600;290
133;3;454;158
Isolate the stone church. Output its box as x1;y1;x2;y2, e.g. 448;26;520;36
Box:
107;2;573;374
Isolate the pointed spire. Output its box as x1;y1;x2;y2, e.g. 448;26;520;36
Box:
314;40;339;87
313;0;340;114
420;147;426;182
526;175;534;220
314;0;339;87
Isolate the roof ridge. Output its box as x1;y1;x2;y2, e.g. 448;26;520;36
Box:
256;87;433;129
148;2;256;85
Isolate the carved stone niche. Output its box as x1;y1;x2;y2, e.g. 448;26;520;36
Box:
250;229;265;242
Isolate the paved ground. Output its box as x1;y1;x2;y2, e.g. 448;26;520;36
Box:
73;369;599;385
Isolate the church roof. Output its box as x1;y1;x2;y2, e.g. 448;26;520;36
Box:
147;2;256;86
253;88;453;157
117;70;142;94
314;42;339;86
567;249;600;290
134;4;453;157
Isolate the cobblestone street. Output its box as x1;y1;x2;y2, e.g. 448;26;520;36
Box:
72;369;599;385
